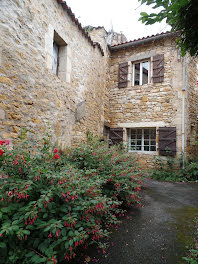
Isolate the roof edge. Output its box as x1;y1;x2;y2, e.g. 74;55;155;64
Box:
110;31;178;51
57;0;104;56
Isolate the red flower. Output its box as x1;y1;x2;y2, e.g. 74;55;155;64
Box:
92;152;97;156
54;154;60;159
54;149;58;153
0;150;4;156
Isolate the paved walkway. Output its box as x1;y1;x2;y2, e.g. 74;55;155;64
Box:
89;180;198;264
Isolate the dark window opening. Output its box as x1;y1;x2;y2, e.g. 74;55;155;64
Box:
52;42;59;75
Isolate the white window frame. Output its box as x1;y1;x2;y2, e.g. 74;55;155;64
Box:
128;128;156;153
132;60;150;86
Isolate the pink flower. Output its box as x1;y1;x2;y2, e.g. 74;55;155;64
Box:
54;154;60;159
48;233;52;238
56;229;60;237
92;152;97;156
14;160;19;165
69;246;73;251
5;140;10;145
54;149;58;153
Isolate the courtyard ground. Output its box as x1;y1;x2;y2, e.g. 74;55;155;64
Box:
88;180;198;264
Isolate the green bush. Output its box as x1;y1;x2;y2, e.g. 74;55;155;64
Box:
184;157;198;181
151;156;185;182
183;217;198;263
0;137;143;263
151;155;198;182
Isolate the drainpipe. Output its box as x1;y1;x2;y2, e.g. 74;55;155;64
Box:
182;55;187;169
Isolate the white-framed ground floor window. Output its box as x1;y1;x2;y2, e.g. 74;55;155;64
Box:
128;128;156;152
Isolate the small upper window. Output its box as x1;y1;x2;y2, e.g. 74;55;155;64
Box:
51;31;68;81
133;61;150;86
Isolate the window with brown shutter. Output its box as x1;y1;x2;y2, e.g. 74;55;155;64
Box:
128;128;156;152
132;61;150;86
118;62;128;88
109;128;123;145
158;127;176;156
153;54;164;83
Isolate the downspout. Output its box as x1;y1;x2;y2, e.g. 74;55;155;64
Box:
182;55;187;169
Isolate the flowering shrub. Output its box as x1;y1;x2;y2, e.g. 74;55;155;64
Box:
0;136;143;263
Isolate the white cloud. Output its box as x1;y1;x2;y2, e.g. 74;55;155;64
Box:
66;0;171;41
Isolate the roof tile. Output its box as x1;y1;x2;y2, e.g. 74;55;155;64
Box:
111;31;176;48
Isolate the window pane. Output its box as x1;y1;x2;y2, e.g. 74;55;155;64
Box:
144;140;149;146
131;129;136;134
137;129;142;135
142;61;149;85
144;146;149;151
150;146;156;151
52;42;59;75
151;140;156;145
137;134;142;139
134;63;140;85
150;129;156;139
131;134;136;139
136;146;141;151
137;140;142;146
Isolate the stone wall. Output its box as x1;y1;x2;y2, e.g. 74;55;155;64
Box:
185;55;198;156
108;35;184;167
89;27;112;125
0;0;108;146
1;0;197;162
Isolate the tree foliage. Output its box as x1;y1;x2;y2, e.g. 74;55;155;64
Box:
138;0;198;56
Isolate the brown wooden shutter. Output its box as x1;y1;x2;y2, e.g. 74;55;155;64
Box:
153;54;164;83
118;62;128;88
109;128;123;145
158;127;176;156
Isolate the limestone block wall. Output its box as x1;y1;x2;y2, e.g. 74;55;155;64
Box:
185;55;198;155
89;28;111;125
0;0;108;146
108;36;184;166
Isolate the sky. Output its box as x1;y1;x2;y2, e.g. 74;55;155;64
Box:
66;0;171;41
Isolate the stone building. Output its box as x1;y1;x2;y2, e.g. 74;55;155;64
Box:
106;32;198;166
0;0;109;148
0;0;198;165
